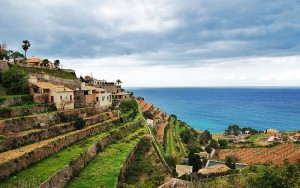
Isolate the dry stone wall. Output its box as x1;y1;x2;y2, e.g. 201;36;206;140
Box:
39;120;143;188
0;118;123;180
0;107;99;134
0;104;56;119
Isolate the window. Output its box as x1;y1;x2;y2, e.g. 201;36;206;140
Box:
102;96;105;101
70;95;72;101
96;97;99;101
60;96;62;100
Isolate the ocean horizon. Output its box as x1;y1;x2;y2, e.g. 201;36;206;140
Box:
126;87;300;133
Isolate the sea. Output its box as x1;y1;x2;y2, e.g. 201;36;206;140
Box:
126;87;300;133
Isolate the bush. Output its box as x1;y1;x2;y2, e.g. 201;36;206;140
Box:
119;99;138;113
205;146;212;154
74;116;86;130
143;110;153;119
1;66;28;94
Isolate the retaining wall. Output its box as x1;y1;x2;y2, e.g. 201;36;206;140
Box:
39;120;142;188
0;107;99;134
0;118;125;180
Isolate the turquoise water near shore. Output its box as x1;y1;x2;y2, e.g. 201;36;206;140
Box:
127;87;300;133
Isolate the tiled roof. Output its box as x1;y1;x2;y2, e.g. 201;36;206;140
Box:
198;164;230;175
32;82;73;92
82;85;106;92
176;165;193;177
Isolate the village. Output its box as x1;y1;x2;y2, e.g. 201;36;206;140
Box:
1;46;300;187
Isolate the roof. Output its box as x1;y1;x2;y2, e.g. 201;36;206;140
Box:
26;57;42;63
158;178;190;188
198;164;230;175
176;165;193;177
114;92;130;96
267;129;279;133
31;82;73;92
82;85;106;92
146;119;154;125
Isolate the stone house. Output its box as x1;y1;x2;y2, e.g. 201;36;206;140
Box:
113;92;130;101
78;83;112;109
28;78;74;110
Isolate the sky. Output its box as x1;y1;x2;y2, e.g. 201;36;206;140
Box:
1;0;300;87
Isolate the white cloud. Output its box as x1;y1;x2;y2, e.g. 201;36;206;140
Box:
60;55;300;87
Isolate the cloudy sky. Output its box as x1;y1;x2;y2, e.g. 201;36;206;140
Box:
1;0;300;87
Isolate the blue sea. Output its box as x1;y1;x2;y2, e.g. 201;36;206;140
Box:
126;87;300;133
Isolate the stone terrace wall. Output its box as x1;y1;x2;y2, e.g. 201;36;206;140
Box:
39;120;142;188
0;118;126;180
0;97;22;108
117;142;140;186
0;111;119;152
0;104;56;119
0;107;98;134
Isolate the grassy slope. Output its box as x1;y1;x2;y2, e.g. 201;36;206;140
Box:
18;66;77;80
0;118;141;188
174;119;187;157
0;132;109;187
166;117;176;156
0;94;31;99
66;128;145;188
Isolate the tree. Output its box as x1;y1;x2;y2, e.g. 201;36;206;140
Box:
188;153;202;172
225;155;236;169
42;59;49;67
119;99;138;113
116;79;122;85
200;130;212;144
218;139;228;148
209;139;219;149
79;75;85;82
22;40;31;59
2;66;28;94
225;125;241;136
54;60;60;68
204;145;212;154
74;116;86;130
10;51;24;63
241;127;258;135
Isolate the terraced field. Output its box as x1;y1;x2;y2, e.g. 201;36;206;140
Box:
164;116;187;158
66;127;145;188
217;143;300;165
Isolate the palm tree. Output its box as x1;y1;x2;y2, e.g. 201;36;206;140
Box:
22;40;31;60
116;79;122;85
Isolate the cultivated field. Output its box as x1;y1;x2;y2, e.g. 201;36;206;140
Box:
217;143;300;165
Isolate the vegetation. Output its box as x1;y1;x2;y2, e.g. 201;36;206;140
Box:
120;138;166;187
22;40;31;59
73;116;86;130
188;153;202;172
225;155;236;169
143;110;154;119
119;99;138;113
218;139;229;148
66;128;145;188
225;125;241;136
0;131;111;187
1;66;28;94
18;65;77;80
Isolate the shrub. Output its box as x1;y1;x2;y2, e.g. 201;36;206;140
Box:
205;146;212;154
1;66;28;94
74;116;86;130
